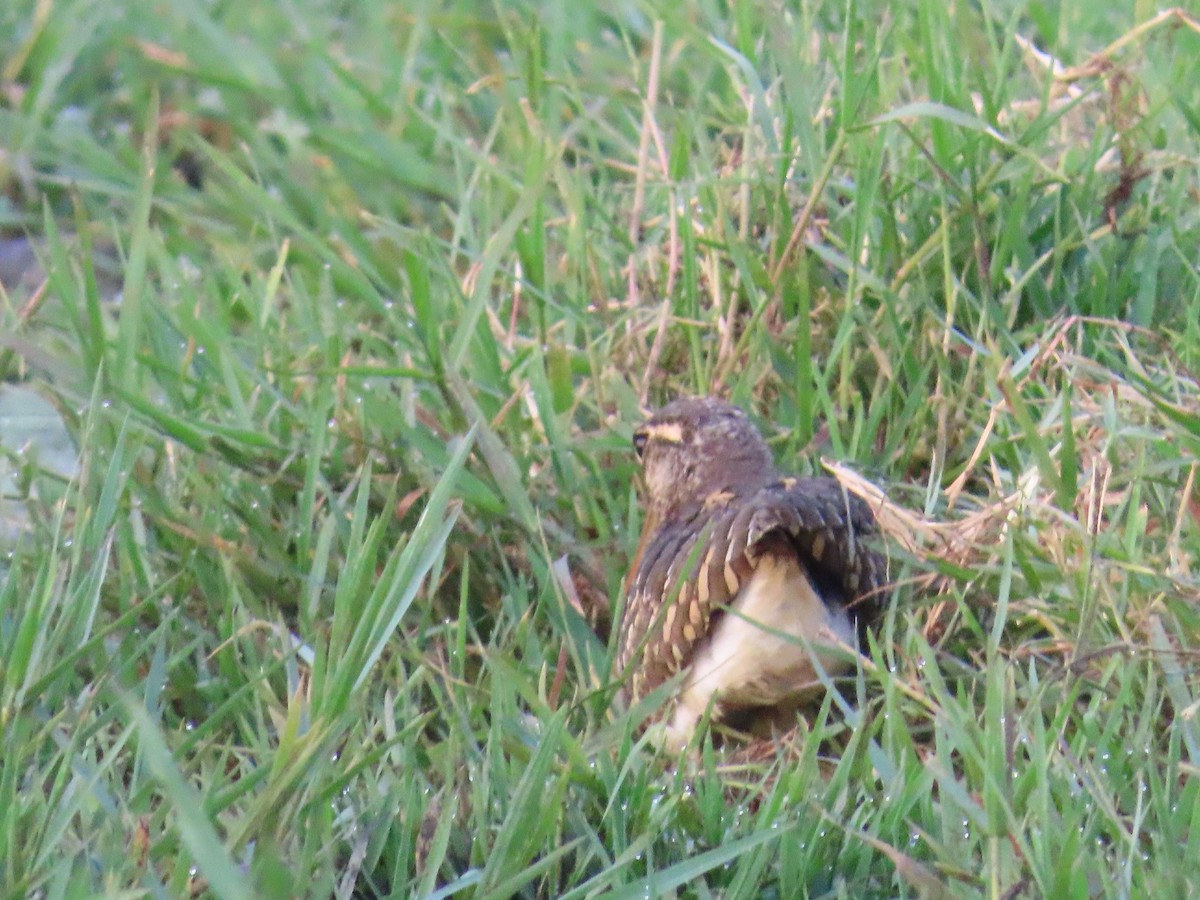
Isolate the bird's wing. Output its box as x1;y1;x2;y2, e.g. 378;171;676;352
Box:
741;477;887;623
619;478;886;701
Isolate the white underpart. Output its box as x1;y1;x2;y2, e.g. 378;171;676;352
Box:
664;552;857;750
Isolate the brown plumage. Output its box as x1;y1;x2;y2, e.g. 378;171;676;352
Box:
616;397;887;749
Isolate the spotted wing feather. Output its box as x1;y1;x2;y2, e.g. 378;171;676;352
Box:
619;477;886;701
751;477;886;621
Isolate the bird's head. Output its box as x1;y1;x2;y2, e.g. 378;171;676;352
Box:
633;397;776;521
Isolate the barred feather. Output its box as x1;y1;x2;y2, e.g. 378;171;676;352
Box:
618;476;886;703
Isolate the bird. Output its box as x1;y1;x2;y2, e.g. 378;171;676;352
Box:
615;396;887;750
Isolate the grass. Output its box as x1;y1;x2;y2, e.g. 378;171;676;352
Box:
1;0;1199;896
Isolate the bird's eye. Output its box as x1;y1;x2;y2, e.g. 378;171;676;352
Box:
633;430;648;460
